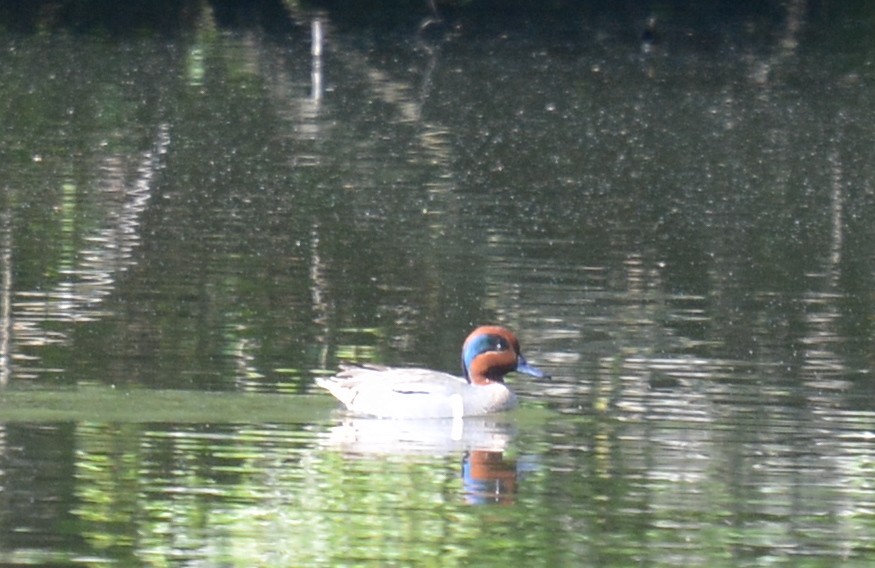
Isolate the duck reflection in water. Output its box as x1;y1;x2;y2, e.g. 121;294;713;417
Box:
462;449;521;505
320;415;535;505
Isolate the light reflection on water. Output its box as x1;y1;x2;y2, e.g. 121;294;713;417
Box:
4;124;170;378
63;416;534;564
53;400;873;565
0;380;872;565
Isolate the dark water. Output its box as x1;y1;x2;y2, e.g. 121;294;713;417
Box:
2;2;875;565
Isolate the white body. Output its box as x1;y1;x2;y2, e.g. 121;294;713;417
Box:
315;365;518;419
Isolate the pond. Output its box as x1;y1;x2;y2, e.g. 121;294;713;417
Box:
1;1;875;565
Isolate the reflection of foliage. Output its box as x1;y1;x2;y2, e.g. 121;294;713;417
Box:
0;35;179;381
61;413;875;565
2;2;875;566
0;1;200;35
7;9;473;390
4;0;873;393
74;423;143;558
71;423;476;565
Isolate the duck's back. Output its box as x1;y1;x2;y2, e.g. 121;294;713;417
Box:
316;364;516;419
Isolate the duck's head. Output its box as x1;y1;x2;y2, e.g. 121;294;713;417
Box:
461;325;549;385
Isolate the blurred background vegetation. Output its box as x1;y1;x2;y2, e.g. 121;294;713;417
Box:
1;0;872;39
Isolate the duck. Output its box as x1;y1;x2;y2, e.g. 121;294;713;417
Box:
315;325;549;419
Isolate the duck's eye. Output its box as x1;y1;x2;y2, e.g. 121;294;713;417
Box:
493;338;509;351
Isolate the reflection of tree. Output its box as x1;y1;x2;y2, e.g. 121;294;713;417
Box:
1;2;875;566
58;410;875;565
0;423;80;560
0;33;181;380
0;208;10;385
12;128;169;357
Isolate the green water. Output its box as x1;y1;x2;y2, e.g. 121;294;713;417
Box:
2;1;875;565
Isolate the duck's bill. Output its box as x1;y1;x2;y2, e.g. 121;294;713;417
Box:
516;355;551;380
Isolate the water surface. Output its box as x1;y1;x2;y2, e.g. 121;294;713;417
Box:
1;2;875;566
